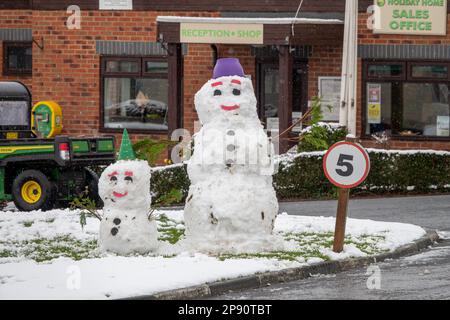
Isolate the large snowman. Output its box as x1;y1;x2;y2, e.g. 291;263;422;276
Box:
184;58;280;253
98;129;158;255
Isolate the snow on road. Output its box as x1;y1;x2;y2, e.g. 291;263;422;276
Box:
0;207;426;299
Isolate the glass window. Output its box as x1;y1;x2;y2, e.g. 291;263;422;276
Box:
3;42;32;75
0;101;29;126
103;78;169;131
411;65;448;79
401;83;449;137
105;60;139;73
263;66;279;119
260;63;307;132
102;57;169;131
365;82;395;136
144;61;168;73
368;64;403;78
365;61;450;139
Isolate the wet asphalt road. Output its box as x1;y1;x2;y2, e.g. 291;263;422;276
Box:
211;195;450;300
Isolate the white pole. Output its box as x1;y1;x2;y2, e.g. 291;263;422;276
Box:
339;0;350;128
339;0;358;137
347;0;358;136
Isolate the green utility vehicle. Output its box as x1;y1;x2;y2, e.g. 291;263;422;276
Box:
0;81;115;211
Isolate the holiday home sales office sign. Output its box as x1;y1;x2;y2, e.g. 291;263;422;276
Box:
374;0;447;35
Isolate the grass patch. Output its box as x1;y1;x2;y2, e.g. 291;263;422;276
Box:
218;250;330;262
0;249;16;258
217;232;388;263
0;213;388;264
0;214;186;263
154;216;388;263
0;236;98;263
157;214;185;244
22;221;33;228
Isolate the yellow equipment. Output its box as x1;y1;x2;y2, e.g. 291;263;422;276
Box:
31;101;63;138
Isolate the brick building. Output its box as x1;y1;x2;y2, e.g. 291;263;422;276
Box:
1;0;450;152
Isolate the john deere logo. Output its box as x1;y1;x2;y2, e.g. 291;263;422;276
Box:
377;0;385;6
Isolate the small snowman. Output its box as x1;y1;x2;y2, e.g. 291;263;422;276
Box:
184;58;280;253
98;129;158;255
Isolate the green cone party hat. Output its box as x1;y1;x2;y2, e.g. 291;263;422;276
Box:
117;128;136;161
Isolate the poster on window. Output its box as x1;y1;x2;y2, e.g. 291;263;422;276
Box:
437;116;450;137
367;84;382;124
318;77;341;122
266;117;279;132
292;112;303;133
368;103;381;124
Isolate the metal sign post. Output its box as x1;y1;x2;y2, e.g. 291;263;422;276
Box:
323;141;370;253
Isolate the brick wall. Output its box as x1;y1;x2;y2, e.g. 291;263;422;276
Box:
1;9;450;152
182;44;214;134
307;44;343;98
0;10;33;90
31;10;195;146
182;43;256;134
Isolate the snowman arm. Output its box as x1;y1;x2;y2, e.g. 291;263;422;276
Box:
148;207;156;221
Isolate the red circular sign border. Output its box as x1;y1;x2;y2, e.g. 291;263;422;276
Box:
323;141;370;189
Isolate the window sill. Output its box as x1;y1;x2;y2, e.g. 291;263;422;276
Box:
2;71;32;76
392;135;450;141
100;127;169;135
362;134;450;142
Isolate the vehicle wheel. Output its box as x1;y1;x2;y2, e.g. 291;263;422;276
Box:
85;168;103;208
12;170;55;212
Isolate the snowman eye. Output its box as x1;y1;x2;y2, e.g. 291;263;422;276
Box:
124;176;133;183
233;89;241;96
213;89;222;96
110;176;117;183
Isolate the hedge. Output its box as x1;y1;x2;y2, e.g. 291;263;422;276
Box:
150;149;450;204
150;163;191;204
275;149;450;200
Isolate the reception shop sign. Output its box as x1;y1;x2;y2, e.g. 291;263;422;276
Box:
180;23;264;44
373;0;447;36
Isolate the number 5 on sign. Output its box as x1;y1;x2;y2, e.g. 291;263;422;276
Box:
323;141;370;252
323;142;370;189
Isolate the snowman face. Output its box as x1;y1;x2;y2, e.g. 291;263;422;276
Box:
98;160;151;209
194;76;258;124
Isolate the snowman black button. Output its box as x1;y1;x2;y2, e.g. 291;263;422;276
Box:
227;130;235;136
113;218;121;225
227;144;236;151
111;227;119;236
226;159;235;166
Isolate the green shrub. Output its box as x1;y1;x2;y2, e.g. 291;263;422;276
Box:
133;138;176;166
298;123;347;153
297;97;347;152
151;164;191;205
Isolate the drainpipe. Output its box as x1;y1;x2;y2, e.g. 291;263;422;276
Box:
211;44;218;65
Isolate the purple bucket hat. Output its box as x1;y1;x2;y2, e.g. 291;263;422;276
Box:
212;58;245;79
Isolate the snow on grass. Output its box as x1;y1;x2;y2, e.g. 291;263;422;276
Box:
0;206;426;299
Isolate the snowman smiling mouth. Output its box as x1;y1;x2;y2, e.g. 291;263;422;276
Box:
113;191;128;198
221;105;240;111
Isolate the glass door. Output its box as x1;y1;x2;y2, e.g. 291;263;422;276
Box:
257;61;308;133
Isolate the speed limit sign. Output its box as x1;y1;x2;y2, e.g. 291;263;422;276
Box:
323;141;370;189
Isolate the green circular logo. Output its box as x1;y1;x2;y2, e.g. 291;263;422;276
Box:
377;0;385;7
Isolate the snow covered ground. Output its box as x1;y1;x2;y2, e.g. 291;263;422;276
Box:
0;205;426;300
